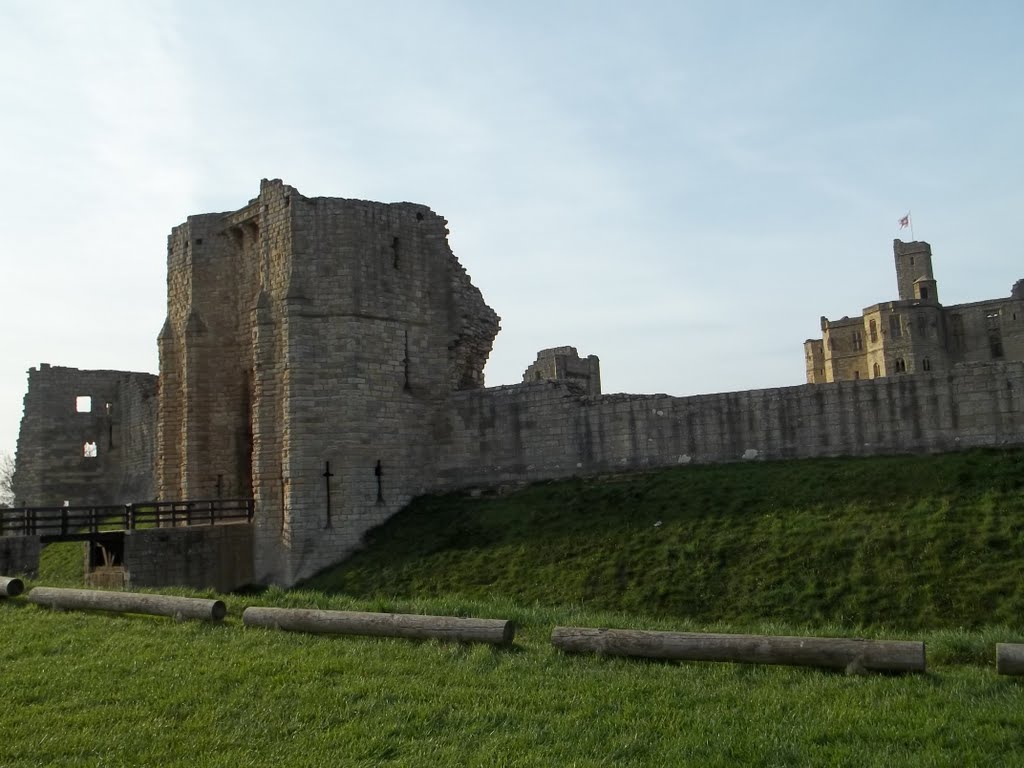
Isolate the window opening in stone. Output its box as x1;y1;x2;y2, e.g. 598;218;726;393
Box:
83;441;98;458
415;212;424;221
923;357;931;371
195;238;203;246
951;314;965;351
852;331;863;351
910;256;915;265
987;311;1004;358
889;314;902;338
105;402;112;415
76;395;92;413
869;320;878;343
63;500;70;507
391;237;400;269
873;363;880;378
895;358;906;373
920;286;929;300
854;371;860;379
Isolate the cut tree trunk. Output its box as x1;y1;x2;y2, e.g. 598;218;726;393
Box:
550;627;926;673
243;606;514;645
0;576;24;598
27;587;226;621
996;643;1024;676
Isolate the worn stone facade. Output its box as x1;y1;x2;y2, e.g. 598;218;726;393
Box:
8;184;1024;589
805;240;1024;383
10;365;157;507
435;361;1024;488
121;524;253;592
156;180;500;585
522;346;601;395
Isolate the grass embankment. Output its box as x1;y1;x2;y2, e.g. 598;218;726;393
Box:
3;593;1024;767
3;449;1024;765
305;449;1024;631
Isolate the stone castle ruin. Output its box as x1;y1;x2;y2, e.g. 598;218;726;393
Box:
10;181;1024;587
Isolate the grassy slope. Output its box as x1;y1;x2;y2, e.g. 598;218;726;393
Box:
5;449;1024;765
305;449;1024;630
3;593;1024;767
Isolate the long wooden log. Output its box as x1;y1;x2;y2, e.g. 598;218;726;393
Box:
0;576;24;598
550;627;926;673
996;643;1024;675
27;587;226;622
242;606;515;646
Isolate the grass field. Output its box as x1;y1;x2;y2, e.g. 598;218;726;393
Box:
3;449;1024;765
306;449;1024;631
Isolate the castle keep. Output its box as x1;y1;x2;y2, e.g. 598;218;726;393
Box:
10;182;1024;588
156;180;499;584
805;240;1024;383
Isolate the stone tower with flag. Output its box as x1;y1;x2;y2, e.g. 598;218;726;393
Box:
804;239;1024;384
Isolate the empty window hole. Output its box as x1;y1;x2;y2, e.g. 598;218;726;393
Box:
76;395;92;413
83;441;98;458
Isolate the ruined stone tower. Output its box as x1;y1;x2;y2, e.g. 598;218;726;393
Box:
156;180;499;584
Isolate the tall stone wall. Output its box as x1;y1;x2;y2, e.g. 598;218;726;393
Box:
433;362;1024;489
11;365;157;507
157;180;500;585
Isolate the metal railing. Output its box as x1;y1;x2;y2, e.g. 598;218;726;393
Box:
0;499;254;540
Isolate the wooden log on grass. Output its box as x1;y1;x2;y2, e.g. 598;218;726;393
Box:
242;606;515;646
0;576;24;598
550;627;926;673
27;587;226;622
996;644;1024;676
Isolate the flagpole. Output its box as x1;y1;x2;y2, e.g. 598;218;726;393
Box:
909;211;914;240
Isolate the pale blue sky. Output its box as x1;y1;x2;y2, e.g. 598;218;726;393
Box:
1;0;1022;458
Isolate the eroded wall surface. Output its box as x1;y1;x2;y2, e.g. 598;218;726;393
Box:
124;524;253;593
157;180;500;585
11;365;157;507
434;362;1024;489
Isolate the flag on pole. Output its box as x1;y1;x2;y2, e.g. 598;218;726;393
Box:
898;212;911;229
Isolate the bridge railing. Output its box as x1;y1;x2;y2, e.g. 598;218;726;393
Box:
0;499;254;538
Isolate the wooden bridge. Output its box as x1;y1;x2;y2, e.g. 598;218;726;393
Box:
0;499;254;543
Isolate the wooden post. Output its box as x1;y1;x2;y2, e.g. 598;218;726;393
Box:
27;587;226;622
242;606;515;646
996;643;1024;676
550;627;926;673
0;576;24;598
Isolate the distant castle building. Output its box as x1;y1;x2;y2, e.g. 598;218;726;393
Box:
804;240;1024;383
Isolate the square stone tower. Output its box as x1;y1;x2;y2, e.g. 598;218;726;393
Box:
156;180;499;585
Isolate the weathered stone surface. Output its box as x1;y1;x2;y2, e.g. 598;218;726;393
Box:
123;524;253;593
523;347;601;394
434;362;1024;490
156;180;500;585
0;535;40;577
10;365;157;507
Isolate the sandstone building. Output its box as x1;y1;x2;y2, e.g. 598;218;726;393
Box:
9;183;1024;588
805;240;1024;383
